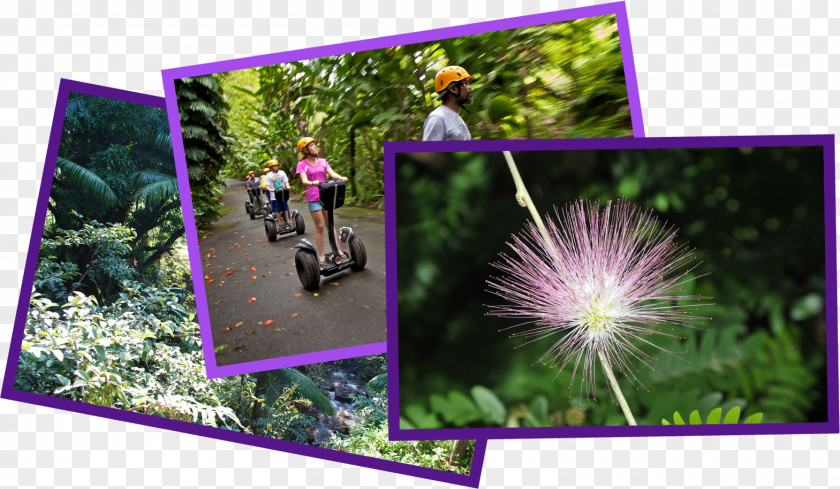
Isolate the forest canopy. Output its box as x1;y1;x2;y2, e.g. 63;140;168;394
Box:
207;14;629;214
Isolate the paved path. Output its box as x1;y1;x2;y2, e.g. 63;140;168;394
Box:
199;180;386;367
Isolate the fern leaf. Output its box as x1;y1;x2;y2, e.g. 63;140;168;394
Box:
723;406;741;424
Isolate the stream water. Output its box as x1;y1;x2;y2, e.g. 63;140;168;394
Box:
306;370;371;446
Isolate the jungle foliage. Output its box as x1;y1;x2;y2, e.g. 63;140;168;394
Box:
395;147;828;429
174;75;230;229
48;93;188;299
213;14;629;210
18;93;472;474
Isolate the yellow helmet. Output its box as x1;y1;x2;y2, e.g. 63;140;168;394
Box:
262;167;270;173
297;137;316;153
434;66;471;93
267;159;279;167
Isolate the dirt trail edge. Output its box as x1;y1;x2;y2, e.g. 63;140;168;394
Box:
198;179;386;367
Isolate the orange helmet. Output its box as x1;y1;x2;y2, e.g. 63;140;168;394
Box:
434;66;471;93
267;159;279;167
262;167;270;173
297;137;316;153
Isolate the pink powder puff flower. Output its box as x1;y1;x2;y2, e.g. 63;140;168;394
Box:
487;199;708;401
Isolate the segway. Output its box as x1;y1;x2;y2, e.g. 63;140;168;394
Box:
264;186;305;241
245;189;265;220
294;180;367;291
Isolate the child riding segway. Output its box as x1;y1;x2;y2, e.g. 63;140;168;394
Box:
292;137;367;291
244;170;266;219
263;160;305;241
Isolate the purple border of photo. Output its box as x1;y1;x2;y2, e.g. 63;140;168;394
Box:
0;79;488;488
384;134;839;441
159;1;645;379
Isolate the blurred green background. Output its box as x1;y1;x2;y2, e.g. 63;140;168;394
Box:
395;146;829;429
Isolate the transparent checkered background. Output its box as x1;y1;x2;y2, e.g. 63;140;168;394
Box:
1;0;839;487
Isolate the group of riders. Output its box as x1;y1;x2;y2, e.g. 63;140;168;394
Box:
244;66;473;265
246;137;349;267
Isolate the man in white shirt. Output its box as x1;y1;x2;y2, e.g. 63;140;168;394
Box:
422;65;473;141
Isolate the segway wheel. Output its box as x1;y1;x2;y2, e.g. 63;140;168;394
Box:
248;205;256;220
265;219;278;242
245;202;250;214
295;213;306;235
348;235;367;271
295;250;321;291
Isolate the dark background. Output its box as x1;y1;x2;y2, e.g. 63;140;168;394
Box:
395;146;828;428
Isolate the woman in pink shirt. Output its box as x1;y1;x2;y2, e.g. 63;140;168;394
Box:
295;137;348;265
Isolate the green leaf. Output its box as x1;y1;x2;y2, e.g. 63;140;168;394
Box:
404;404;441;429
470;386;506;426
53;349;64;362
689;410;702;425
445;391;481;427
743;413;764;424
55;374;71;386
672;411;685;425
55;157;119;208
723;406;741;424
706;407;722;424
529;395;549;426
399;416;416;430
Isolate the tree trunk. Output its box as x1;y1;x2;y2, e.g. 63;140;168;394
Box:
449;439;470;465
349;128;357;199
139;227;186;269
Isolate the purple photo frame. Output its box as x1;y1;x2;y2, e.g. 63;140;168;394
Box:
160;1;646;379
384;134;839;441
1;79;488;488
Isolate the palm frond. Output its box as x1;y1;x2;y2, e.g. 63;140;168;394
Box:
154;132;173;153
133;169;174;184
132;173;179;208
367;372;388;394
55;156;118;208
66;93;94;114
271;369;335;416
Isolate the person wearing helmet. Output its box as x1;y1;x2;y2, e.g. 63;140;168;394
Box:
295;137;349;266
259;167;271;204
263;160;291;228
245;170;261;207
422;65;473;141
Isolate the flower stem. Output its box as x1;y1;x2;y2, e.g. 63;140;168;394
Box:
503;150;638;427
502;151;555;251
598;350;637;426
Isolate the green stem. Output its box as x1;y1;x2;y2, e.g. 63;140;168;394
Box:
503;150;638;427
502;151;554;250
